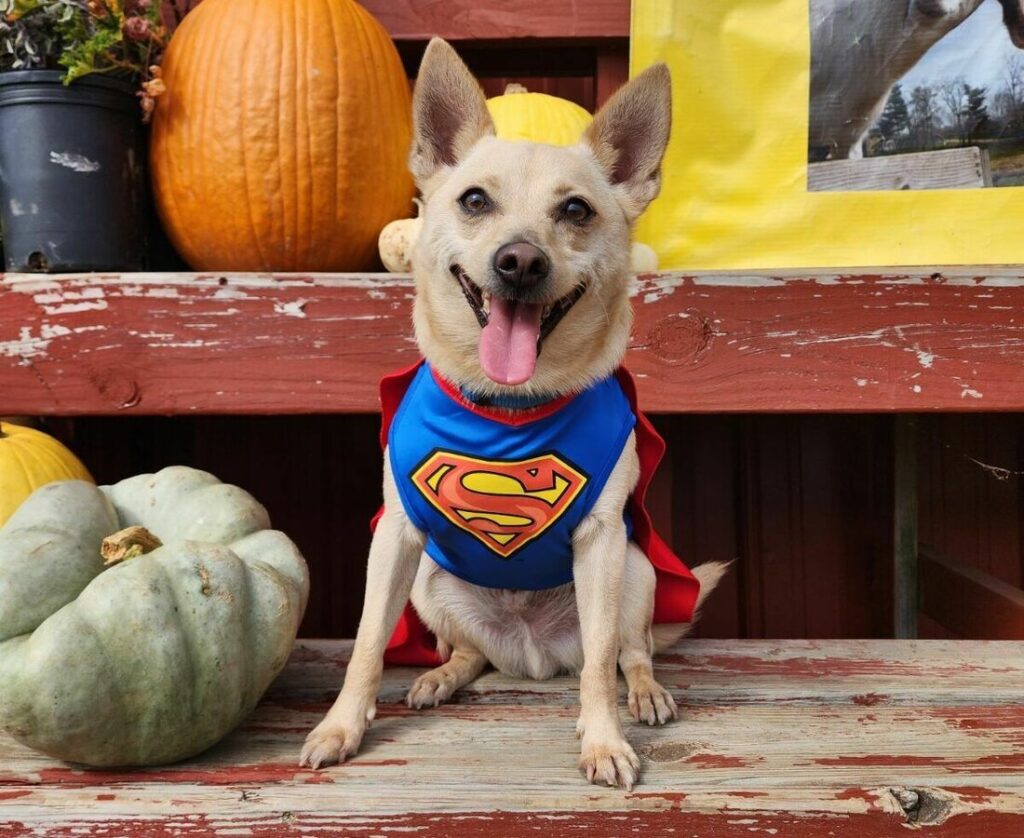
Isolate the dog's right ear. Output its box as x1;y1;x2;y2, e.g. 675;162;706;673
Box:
409;38;494;188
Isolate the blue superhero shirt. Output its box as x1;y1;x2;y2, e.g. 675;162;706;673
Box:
388;363;637;590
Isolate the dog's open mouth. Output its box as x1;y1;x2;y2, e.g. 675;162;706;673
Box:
451;265;587;386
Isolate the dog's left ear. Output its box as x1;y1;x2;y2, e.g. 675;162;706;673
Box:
583;63;672;220
409;38;495;189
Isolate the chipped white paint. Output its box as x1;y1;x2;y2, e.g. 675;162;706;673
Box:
643;288;673;304
914;349;935;369
33;286;108;315
48;151;100;173
274;299;309;318
0;323;104;359
855;378;868;387
145;287;184;299
213;286;253;301
791;329;888;346
961;386;983;399
181;308;240;317
913;384;922;394
150;340;223;349
692;276;785;287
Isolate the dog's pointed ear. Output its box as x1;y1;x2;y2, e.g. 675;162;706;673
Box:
410;38;494;188
583;63;672;220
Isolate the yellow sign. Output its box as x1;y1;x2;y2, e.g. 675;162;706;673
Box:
632;0;1024;269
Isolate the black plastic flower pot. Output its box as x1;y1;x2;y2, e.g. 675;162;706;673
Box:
0;70;147;272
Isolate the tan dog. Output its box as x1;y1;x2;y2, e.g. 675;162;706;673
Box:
300;38;726;790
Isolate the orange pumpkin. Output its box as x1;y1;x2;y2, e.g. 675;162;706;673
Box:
150;0;414;271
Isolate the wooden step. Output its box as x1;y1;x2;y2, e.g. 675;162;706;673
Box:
1;639;1021;835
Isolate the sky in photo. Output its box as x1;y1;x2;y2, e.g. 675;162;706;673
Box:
900;0;1022;91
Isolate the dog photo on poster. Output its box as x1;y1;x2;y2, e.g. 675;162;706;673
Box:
809;0;1024;190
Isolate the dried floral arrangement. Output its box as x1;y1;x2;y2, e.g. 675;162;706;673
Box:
0;0;167;118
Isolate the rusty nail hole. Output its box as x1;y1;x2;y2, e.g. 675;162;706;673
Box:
218;276;228;286
930;272;942;280
27;251;49;272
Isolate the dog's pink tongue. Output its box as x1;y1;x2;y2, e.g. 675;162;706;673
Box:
479;296;543;385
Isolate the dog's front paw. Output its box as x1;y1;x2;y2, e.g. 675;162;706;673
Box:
628;678;678;726
579;734;641;790
406;669;457;709
299;719;366;769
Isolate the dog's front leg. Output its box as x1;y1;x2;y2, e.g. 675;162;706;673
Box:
572;434;641;789
300;455;425;769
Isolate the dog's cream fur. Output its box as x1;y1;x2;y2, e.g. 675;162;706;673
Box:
300;38;726;790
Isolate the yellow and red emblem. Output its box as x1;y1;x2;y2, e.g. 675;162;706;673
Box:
411;450;588;557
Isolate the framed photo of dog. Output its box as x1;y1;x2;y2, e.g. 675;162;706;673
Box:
634;0;1024;269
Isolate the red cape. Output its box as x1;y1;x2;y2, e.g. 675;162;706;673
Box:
376;362;700;666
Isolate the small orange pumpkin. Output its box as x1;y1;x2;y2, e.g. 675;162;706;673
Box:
151;0;414;271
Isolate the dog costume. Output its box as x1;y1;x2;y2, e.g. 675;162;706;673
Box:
378;361;700;666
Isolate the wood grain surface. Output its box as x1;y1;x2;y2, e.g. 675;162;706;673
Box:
1;639;1021;835
3;269;1024;415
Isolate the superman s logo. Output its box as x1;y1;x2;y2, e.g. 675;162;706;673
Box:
410;450;589;557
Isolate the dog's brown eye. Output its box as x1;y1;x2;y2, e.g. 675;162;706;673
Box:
562;197;594;224
459;188;491;213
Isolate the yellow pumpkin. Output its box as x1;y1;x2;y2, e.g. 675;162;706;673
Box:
486;84;593;146
0;423;92;527
150;0;415;271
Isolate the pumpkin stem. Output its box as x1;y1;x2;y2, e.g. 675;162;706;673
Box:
101;526;163;566
503;83;529;95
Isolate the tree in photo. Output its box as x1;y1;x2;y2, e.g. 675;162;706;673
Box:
938;78;969;146
876;83;911;152
997;56;1024;135
965;85;990;141
909;85;939;151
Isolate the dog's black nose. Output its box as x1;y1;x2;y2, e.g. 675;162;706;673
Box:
493;242;550;289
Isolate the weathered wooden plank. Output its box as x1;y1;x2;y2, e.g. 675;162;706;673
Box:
808;147;991;191
1;640;1021;834
361;0;629;42
4;269;1024;415
164;0;631;42
920;547;1024;640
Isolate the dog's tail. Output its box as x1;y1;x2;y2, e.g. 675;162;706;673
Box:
652;560;732;653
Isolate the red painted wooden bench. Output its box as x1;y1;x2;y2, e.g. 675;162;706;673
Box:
3;1;1024;833
3;267;1024;834
0;638;1021;835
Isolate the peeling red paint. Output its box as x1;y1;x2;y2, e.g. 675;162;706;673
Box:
625;791;688;803
7;271;1024;415
815;753;1024;772
685;753;753;768
835;787;880;803
660;653;1018;679
948;786;1000;804
1;810;1022;838
0;790;31;801
34;763;337;787
852;693;887;706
